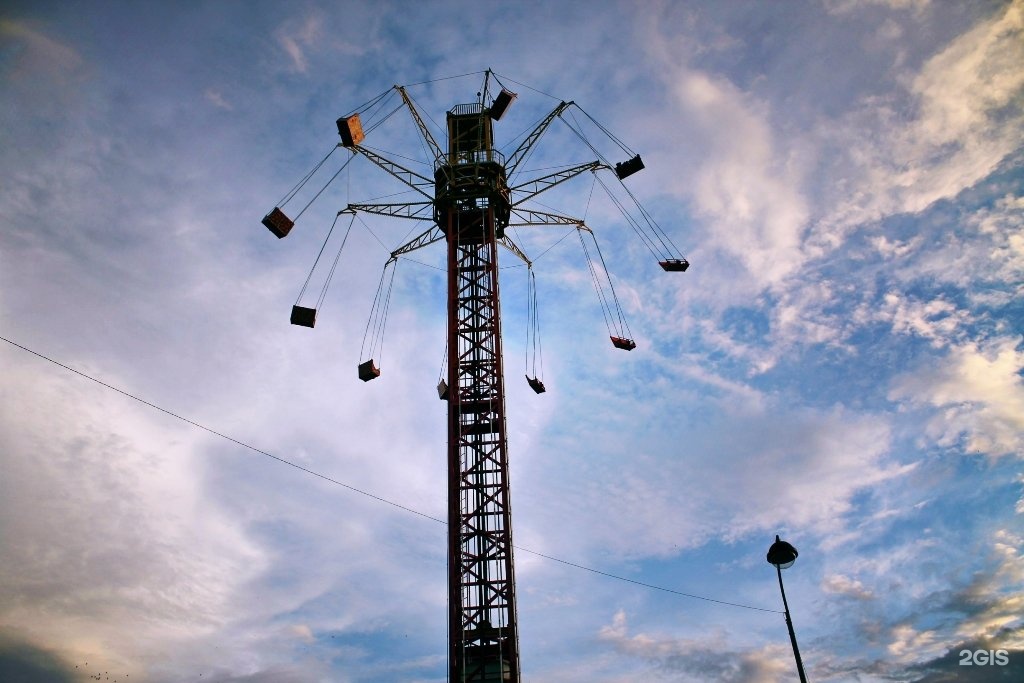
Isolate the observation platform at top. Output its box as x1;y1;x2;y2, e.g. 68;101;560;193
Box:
435;147;506;170
436;103;507;167
432;101;512;239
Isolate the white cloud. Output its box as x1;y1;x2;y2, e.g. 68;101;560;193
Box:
826;0;933;14
289;624;315;643
678;340;775;388
0;19;83;82
204;88;233;111
954;529;1024;642
872;192;1024;299
878;292;972;347
887;623;941;662
872;234;922;259
821;574;875;600
523;393;905;561
909;2;1024;153
771;280;852;350
598;609;792;682
889;336;1024;457
849;193;1023;321
275;12;324;74
811;529;1024;677
669;70;810;288
640;2;1022;301
815;1;1024;239
632;10;813;293
0;360;265;678
970;193;1024;294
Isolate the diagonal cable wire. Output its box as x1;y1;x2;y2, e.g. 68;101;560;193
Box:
0;334;441;524
0;333;781;614
402;70;484;88
515;547;780;613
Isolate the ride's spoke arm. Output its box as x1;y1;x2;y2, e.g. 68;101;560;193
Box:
510;161;607;206
391;225;446;257
497;236;531;267
353;145;435;199
504;100;572;177
507;207;583;227
396;86;446;164
347;201;434;220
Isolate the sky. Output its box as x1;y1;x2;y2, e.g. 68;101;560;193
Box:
1;1;1022;681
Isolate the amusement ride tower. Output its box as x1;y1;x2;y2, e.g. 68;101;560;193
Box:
262;70;687;682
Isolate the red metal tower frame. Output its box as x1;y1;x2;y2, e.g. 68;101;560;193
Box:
438;102;519;681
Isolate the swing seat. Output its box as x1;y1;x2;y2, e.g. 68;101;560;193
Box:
262;207;294;238
614;155;644;180
489;88;517;120
437;380;449;400
610;336;636;351
290;305;317;328
336;114;365;147
526;375;546;394
659;258;689;272
358;359;380;382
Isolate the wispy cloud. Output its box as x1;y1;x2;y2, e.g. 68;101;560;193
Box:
814;0;1024;239
204;87;233;110
889;336;1024;457
825;0;934;15
822;573;876;600
637;59;811;292
0;363;266;678
0;19;83;82
598;609;792;682
274;12;324;74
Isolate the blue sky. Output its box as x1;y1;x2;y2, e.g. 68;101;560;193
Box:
1;1;1022;681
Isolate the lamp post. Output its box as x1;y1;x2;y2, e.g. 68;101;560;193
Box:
767;534;808;683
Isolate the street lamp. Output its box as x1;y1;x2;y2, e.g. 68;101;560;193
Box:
767;534;808;682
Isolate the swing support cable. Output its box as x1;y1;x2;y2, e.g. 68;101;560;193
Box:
577;226;635;351
262;146;355;239
525;268;545;394
358;257;399;382
289;209;358;328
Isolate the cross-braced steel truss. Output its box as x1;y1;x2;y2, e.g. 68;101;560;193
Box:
446;207;518;682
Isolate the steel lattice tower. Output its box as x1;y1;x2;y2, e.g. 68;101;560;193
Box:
438;102;519;682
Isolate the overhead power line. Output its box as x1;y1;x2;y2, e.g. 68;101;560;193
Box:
0;335;441;524
0;333;781;615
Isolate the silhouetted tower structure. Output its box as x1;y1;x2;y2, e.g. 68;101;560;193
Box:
263;71;688;683
437;101;519;682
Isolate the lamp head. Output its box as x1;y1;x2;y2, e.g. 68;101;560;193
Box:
767;534;798;569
